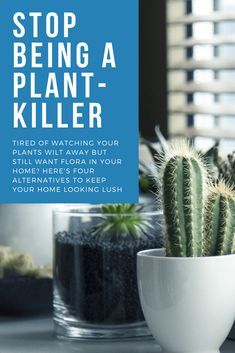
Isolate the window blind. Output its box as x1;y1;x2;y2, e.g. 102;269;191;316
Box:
167;0;235;149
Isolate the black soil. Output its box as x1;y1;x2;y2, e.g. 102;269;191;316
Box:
54;227;163;325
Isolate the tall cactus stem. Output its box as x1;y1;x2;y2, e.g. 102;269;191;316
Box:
161;140;208;257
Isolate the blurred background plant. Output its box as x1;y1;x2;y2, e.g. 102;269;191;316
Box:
213;149;235;188
0;246;52;279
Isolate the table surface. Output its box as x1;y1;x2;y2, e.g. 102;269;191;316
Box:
0;316;234;353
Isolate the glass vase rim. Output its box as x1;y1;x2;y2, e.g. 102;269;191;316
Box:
53;203;163;217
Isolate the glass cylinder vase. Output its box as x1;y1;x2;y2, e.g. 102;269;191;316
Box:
53;204;163;340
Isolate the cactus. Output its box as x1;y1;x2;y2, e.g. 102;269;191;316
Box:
161;140;209;257
203;180;235;256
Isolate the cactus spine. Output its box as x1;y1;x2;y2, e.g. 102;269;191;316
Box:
203;180;235;256
161;141;208;257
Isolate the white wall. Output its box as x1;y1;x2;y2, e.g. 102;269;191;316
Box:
0;204;54;266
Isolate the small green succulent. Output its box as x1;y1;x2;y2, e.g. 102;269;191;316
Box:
91;204;152;239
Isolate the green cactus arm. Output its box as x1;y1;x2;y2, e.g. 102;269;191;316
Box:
203;194;221;256
217;196;235;255
203;181;235;256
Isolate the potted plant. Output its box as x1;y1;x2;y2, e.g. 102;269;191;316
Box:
0;246;52;315
137;141;235;353
53;203;163;339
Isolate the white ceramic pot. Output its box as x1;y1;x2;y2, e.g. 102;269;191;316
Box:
137;249;235;353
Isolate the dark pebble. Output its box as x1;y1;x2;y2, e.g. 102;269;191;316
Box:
54;224;163;325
